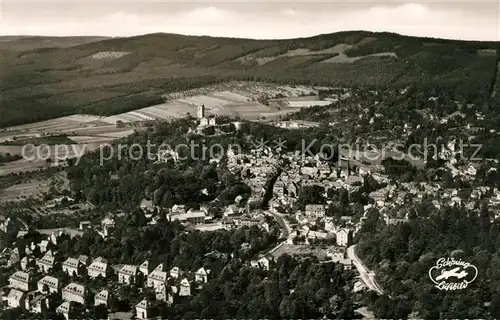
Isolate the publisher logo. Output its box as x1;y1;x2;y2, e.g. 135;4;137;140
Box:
428;257;478;291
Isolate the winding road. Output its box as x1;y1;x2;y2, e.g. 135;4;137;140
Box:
264;206;290;240
347;244;384;295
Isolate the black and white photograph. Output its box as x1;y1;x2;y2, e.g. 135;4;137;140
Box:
0;1;499;319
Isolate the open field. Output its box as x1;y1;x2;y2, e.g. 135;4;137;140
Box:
0;171;68;202
67;136;119;144
0;143;102;176
4;114;103;133
270;244;332;259
101;101;197;124
0;180;51;202
288;100;333;108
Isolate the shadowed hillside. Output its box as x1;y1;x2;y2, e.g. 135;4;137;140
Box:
0;31;499;128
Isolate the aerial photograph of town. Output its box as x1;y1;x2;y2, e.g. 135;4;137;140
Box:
0;1;499;319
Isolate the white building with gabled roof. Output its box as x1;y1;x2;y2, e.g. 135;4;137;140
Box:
62;257;83;276
56;301;72;320
88;257;108;278
170;266;181;279
336;228;352;247
179;278;191;296
36;250;55;274
78;255;89;266
170;210;206;224
39;240;50;253
37;275;59;294
9;271;31;291
7;289;25;309
135;299;151;319
195;267;210;283
258;256;271;270
20;256;34;271
94;289;109;307
139;260;154;276
62;283;85;305
118;264;138;284
147;268;167;288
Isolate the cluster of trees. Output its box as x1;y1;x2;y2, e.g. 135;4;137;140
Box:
0;152;22;164
1;135;74;146
161;255;358;319
22;211;278;267
1;30;497;127
65;119;254;210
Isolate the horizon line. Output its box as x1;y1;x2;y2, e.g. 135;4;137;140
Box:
1;29;499;43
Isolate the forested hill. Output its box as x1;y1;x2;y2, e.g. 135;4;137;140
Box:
1;30;499;127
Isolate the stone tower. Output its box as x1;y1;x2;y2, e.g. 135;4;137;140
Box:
197;105;205;119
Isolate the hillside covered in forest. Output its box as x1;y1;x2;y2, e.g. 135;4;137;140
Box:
0;30;499;127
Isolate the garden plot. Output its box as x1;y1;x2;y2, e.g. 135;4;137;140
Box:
0;180;51;202
5;115;101;132
58;125;125;136
63;114;103;122
0;146;25;155
101;101;196;124
178;95;232;111
222;102;274;120
278;86;317;97
260;109;301;120
6;118;81;133
210;91;251;103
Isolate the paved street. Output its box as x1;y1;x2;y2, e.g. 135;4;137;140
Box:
347;245;384;295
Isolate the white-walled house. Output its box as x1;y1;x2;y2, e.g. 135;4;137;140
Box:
118;265;138;284
62;258;84;277
147;268;167;288
170;266;181;279
62;283;85;305
37;276;59;294
135;299;151;319
258;257;270;271
7;289;25;309
9;271;31;292
336;229;352;247
36;251;55;274
195;267;210;283
87;257;108;279
56;301;72;320
139;260;154;276
94;289;109;307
